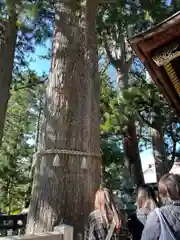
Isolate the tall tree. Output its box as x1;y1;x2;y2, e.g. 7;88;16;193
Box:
26;0;101;236
0;1;17;146
0;76;35;214
98;0;179;182
144;74;167;179
0;0;52;146
97;1;146;186
118;74;180;178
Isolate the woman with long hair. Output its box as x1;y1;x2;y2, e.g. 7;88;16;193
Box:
141;173;180;239
84;188;130;240
136;184;159;225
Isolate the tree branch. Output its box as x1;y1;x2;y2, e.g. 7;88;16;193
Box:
100;62;109;75
140;136;151;144
104;37;118;68
14;78;47;91
137;111;153;128
126;56;133;71
98;51;104;61
120;35;125;65
171;140;177;163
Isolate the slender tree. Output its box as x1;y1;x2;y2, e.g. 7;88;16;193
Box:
0;0;52;146
97;1;145;185
0;75;35;214
0;2;17;146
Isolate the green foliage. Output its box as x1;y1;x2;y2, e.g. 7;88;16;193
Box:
117;72;180;157
100;72;118;133
101;136;123;165
0;73;44;213
0;0;53;81
100;70;135;192
0;88;30;213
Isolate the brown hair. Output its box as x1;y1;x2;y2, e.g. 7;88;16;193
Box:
94;188;121;229
158;173;180;203
136;184;158;211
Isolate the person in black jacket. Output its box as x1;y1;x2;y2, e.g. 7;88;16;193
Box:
127;213;144;240
128;184;158;240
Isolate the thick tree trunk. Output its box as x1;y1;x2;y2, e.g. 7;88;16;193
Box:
0;13;17;146
26;0;101;237
151;108;167;180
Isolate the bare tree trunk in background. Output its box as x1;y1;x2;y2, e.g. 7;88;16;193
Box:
146;74;167;180
26;0;101;237
171;0;178;12
118;69;144;186
167;123;178;171
124;120;144;186
152;115;167;180
0;12;17;146
105;36;144;186
35;94;44;152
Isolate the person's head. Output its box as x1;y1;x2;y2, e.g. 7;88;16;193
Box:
136;184;158;211
94;188;121;228
158;173;180;205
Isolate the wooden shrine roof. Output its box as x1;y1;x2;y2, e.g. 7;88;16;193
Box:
129;11;180;115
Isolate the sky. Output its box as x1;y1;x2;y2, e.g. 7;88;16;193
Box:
29;40;51;76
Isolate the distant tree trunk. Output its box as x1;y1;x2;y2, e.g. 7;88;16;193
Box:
0;12;17;146
112;42;144;186
26;0;101;237
124;120;144;186
35;95;44;152
151;108;167;180
167;123;178;171
145;72;167;180
171;0;178;12
104;35;144;186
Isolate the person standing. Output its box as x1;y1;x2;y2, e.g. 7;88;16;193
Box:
141;174;180;239
127;184;158;240
136;184;159;226
84;188;130;240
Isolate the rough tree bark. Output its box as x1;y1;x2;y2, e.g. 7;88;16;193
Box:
105;36;144;186
151;108;167;180
0;11;17;146
26;0;101;237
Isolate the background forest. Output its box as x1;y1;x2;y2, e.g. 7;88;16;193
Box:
0;0;180;215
